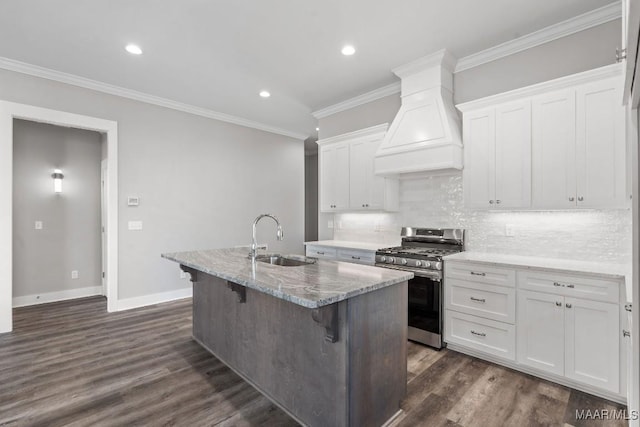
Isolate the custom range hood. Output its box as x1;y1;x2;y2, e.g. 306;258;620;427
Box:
374;49;462;176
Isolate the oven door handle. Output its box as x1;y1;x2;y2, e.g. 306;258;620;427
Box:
374;264;442;280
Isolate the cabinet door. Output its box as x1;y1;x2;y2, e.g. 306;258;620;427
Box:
531;89;577;209
575;79;626;208
565;297;620;393
517;290;565;376
319;144;350;212
495;101;531;208
349;138;384;210
463;109;495;208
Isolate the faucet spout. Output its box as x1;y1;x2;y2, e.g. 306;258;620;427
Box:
250;214;283;260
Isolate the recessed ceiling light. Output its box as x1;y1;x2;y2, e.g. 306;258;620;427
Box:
125;44;143;55
316;127;320;131
259;90;271;98
341;45;356;56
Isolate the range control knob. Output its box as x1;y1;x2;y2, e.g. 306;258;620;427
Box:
401;258;408;265
434;262;442;270
415;261;422;267
423;261;431;268
380;256;386;263
388;257;395;264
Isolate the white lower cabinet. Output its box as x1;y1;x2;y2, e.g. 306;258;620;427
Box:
444;259;626;403
517;290;565;376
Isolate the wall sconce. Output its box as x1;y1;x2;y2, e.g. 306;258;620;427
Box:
52;169;64;194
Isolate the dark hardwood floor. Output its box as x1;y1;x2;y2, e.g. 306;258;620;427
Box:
0;296;627;426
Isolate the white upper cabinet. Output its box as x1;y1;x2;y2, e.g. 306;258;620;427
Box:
462;101;531;209
319;143;349;212
575;79;626;208
532;89;577;209
458;64;627;210
318;124;399;213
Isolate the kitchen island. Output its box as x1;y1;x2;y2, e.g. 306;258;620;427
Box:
162;248;412;427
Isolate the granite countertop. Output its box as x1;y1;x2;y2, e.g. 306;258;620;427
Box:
162;248;413;308
444;252;632;302
304;240;389;251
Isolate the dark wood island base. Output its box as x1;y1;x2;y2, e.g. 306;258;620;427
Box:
188;269;408;427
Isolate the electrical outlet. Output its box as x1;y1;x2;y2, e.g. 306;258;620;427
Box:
328;220;334;229
180;270;187;279
35;221;43;230
71;270;79;279
505;224;515;237
128;221;143;231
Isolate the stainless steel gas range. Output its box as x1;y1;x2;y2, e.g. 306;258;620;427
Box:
375;227;465;349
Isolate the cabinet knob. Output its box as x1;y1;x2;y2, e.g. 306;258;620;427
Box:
566;303;572;309
362;204;365;207
496;200;501;204
555;302;562;307
365;204;369;207
489;200;494;204
568;197;575;202
577;196;584;202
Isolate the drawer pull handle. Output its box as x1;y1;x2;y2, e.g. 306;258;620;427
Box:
623;330;631;338
317;251;325;255
470;297;486;303
566;284;575;288
470;330;486;337
555;301;562;307
470;271;486;276
351;256;361;260
566;303;572;309
553;282;564;287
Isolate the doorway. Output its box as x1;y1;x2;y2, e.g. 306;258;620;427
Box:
0;101;119;333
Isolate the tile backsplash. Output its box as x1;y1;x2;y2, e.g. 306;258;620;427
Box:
333;173;632;264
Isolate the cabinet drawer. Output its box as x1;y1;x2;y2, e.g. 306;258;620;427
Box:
517;270;619;303
446;278;515;323
445;311;516;361
337;248;375;265
445;261;516;287
305;246;337;259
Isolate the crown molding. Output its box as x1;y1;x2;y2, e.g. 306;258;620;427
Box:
316;123;388;146
455;2;622;72
0;56;308;140
456;63;623;112
393;49;457;78
311;82;400;119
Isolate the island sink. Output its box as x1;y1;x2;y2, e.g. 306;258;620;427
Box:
254;254;316;267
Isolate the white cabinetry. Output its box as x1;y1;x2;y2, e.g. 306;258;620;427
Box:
458;64;627;210
320;143;349;212
318;124;399;213
444;257;626;402
462;101;531;209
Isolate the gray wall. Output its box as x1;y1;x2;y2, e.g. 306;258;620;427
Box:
317;20;622;243
12;120;102;297
1;68;304;301
304;152;318;242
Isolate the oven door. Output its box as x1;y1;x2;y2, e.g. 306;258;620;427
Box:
407;273;442;349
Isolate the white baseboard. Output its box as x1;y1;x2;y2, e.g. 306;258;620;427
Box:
13;286;103;308
114;287;192;311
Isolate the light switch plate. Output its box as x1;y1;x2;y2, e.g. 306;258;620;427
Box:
127;197;140;207
71;270;79;279
35;221;43;230
128;221;143;231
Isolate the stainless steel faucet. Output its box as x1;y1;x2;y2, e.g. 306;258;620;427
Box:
250;214;283;260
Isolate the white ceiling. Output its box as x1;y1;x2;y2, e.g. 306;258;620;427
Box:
0;0;618;139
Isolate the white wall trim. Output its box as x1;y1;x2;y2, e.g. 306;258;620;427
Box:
316;123;389;146
456;63;623;112
0;101;119;332
311;2;621;118
13;286;103;308
311;83;401;119
455;2;622;72
115;287;192;311
0;57;308;141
